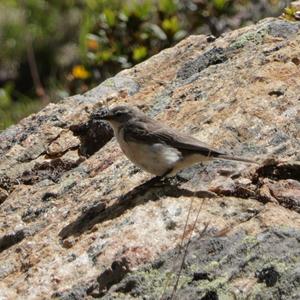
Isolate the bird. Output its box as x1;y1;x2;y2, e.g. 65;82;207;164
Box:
100;105;257;177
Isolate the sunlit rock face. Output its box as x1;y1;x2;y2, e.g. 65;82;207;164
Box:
0;18;299;300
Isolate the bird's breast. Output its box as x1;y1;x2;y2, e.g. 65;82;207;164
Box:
115;128;181;175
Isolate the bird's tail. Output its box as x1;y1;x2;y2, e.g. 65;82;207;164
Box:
218;154;259;165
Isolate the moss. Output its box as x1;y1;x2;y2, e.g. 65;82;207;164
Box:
102;78;116;88
242;235;258;245
218;292;236;300
203;260;220;272
196;275;228;289
230;28;268;49
193;275;235;300
189;263;200;274
246;276;286;300
131;268;191;298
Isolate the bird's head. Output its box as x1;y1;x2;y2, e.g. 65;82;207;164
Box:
101;106;141;124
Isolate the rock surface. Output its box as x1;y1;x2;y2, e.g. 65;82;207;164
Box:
0;18;300;300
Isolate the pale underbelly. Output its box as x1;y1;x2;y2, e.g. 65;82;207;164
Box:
119;141;179;175
117;138;210;176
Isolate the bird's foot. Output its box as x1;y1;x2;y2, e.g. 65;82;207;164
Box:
157;174;188;186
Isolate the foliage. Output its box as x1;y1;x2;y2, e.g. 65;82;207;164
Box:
0;0;285;130
281;5;300;21
0;84;42;129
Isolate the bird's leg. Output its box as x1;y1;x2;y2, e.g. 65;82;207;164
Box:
158;169;188;186
161;168;173;178
152;169;173;186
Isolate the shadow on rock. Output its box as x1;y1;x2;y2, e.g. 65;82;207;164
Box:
59;176;216;240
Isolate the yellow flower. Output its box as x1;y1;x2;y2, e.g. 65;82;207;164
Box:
133;46;147;61
87;39;99;51
72;65;90;80
162;16;179;34
86;34;100;51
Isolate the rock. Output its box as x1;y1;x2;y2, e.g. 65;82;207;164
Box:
69;109;113;157
47;130;80;156
291;1;300;10
261;178;300;212
255;266;280;287
0;17;300;299
0;230;26;253
105;228;300;299
96;258;130;296
209;176;236;195
0;187;8;204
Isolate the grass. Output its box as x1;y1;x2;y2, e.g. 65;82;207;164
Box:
0;98;44;131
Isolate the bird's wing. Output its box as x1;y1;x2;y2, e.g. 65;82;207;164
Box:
123;120;224;157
